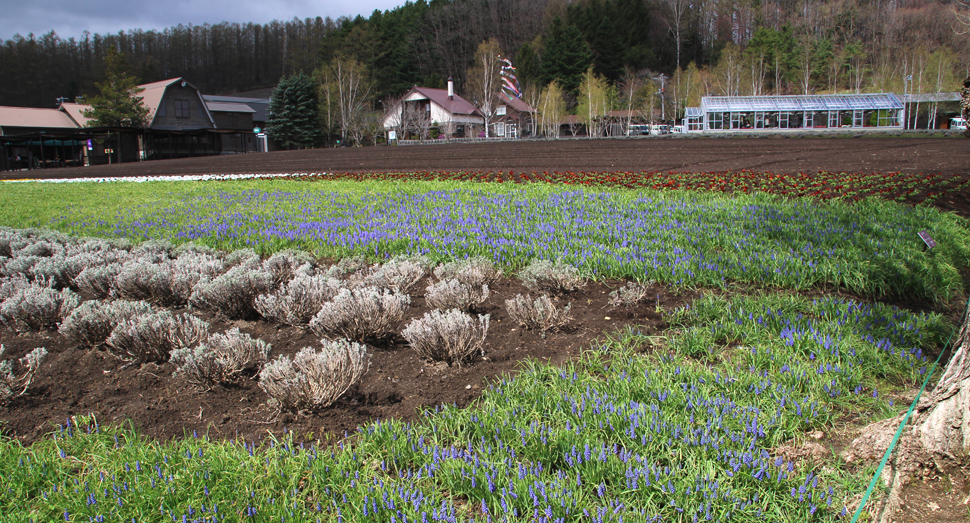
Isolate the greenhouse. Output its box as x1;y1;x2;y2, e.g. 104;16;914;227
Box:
684;93;904;132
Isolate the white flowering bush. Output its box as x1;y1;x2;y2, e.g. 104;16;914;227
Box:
189;265;273;319
402;309;489;366
0;283;80;332
517;259;585;294
171;328;270;388
255;274;345;326
608;281;653;308
0;345;48;405
258;339;368;412
424;278;490;312
59;299;155;347
504;293;572;332
309;287;410;343
105;311;210;363
433;256;502;287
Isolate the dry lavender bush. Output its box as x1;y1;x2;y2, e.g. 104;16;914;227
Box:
262;250;317;287
224;248;261;269
130;239;175;263
608;281;653;308
517;259;586;294
171;328;270;388
0;345;47;405
504;294;572;332
433;257;502;287
0;283;80;332
255;274;345;326
0;275;32;301
309;287;410;343
105;311;209;363
59;299;155;347
356;256;430;294
75;264;123;299
31;252;102;289
258;339;369;412
402;309;489;366
189;265;273;320
424;278;490;312
1;255;42;280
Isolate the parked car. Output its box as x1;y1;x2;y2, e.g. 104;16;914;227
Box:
951;117;967;131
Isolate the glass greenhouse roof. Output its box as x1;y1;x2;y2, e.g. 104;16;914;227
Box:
701;93;903;113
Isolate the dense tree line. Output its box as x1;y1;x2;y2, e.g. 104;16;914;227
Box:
1;0;966;113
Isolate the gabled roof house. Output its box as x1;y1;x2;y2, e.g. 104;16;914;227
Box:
382;80;484;138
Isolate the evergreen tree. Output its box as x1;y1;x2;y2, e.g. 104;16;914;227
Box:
541;17;592;99
514;41;542;88
267;72;322;149
82;48;150;128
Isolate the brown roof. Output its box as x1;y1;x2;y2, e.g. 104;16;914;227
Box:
59;102;95;127
411;86;479;116
499;93;534;113
0;106;80;131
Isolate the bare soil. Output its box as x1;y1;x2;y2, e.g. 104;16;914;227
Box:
0;276;698;445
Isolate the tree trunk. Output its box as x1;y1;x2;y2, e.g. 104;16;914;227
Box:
849;301;970;522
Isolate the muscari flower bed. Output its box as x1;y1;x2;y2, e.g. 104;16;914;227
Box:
56;185;969;303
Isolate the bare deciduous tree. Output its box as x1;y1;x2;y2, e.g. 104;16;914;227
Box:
317;55;374;146
466;38;504;138
538;81;565;138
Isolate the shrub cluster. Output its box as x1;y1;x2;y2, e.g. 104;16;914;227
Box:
504;293;572;332
433;256;502;287
171;328;270;388
356;256;429;294
424;278;489;312
190;265;273;320
0;345;48;405
105;311;210;363
0;283;80;332
517;259;585;294
402;309;489;366
256;274;345;326
310;287;410;343
59;299;155;347
608;281;653;308
259;339;369;412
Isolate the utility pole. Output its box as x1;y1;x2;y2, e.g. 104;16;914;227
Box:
655;74;668;122
904;75;912;130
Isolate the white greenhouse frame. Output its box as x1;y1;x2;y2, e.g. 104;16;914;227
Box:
684;93;904;133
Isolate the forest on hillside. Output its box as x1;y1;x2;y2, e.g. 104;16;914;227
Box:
1;0;967;117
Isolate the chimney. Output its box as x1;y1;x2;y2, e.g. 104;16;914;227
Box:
447;77;454;100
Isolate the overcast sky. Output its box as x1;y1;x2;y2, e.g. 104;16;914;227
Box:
0;0;406;41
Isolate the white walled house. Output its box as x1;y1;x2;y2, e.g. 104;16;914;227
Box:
382;80;484;139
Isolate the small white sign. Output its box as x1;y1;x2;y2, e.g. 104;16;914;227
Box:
388;130;397;140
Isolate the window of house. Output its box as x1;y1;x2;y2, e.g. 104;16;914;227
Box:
174;100;191;118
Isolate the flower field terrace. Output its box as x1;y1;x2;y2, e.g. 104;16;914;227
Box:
286;169;970;207
50;182;970;304
0;175;967;522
